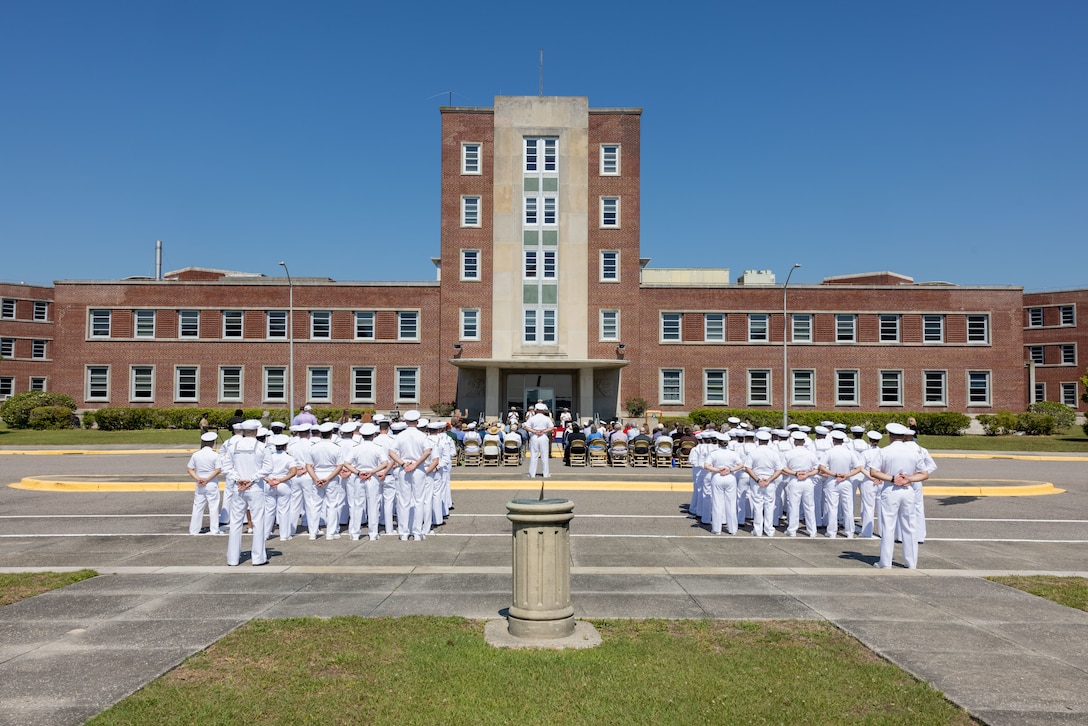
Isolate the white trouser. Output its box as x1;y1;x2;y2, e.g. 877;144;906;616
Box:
399;467;428;537
323;478;345;536
823;477;855;537
429;470;444;528
913;483;927;542
774;479;787;522
359;475;381;538
698;469;712;523
528;434;550;477
219;478;236;525
858;479;879;538
878;484;917;568
227;483;266;566
380;469;399;534
260;482;279;541
736;472;752;521
189;481;221;534
286;476;305;538
750;479;778;536
688;469;701;517
441;465;452;516
813;475;826;525
710;473;738;535
268;479;294;540
787;478;817;536
300;476;325;535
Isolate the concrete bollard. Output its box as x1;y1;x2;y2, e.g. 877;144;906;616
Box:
505;498;575;639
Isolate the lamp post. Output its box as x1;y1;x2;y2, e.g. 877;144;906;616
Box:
782;263;802;429
279;261;294;424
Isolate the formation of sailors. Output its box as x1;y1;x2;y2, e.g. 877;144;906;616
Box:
689;418;936;568
185;409;456;566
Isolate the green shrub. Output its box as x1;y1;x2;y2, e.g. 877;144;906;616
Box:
430;402;456;417
1016;412;1058;436
624;397;648;417
0;391;77;429
85;406;376;431
978;411;1019;436
1028;401;1076;430
687;408;968;435
27;406;74;430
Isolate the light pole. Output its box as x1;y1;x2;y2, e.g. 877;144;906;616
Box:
279;261;294;424
782;263;802;429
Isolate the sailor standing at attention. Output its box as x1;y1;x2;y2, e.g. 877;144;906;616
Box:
743;430;784;537
220;420;271;566
306;422;345;540
263;434;299;542
286;423;315;540
702;432;745;535
870;422;930;569
187;431;222;535
387;410;433;541
525;403;555;479
341;423;390;541
818;430;864;539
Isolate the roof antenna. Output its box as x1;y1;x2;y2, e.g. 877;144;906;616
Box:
539;48;544;96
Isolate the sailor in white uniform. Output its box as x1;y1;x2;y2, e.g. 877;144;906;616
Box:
388;410;433;540
819;431;864;538
220;420;271;566
286;423;314;539
525;403;555;478
743;430;784;537
342;422;389;541
870;423;930;568
186;431;222;535
263;433;298;542
702;432;745;535
781;431;820;537
306;422;345;539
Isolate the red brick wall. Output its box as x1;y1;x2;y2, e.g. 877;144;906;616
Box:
0;283;54;397
1023;290;1087;411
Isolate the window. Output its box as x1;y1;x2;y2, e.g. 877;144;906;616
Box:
0;376;12;398
748;313;768;342
524;309;538;343
524;250;538;279
31;339;47;359
310;311;331;339
176;366;198;401
267;311;288;339
263;367;285;402
308;367;331;402
542;309;556;343
968;371;991;405
1028;307;1043;327
600;309;619;341
33;301;48;321
461;249;480;281
791;370;814;405
836;370;859;405
880;370;903;405
1034;382;1046;403
460;308;479;340
1060;305;1075;327
879;315;900;342
461;196;480;227
219;366;243;402
542;250;556;279
923;370;947;405
1;299;14;319
836;314;856;343
0;338;13;358
352;367;375;403
222;310;243;339
129;366;154;401
524;138;557;172
524;197;538;225
1061;344;1076;365
543;196;557;225
791;314;811;343
923;315;944;343
462;142;481;174
86;365;109;401
600;197;619;227
600;250;619;281
90;309;111;337
1028;346;1044;364
704;369;727;404
396;367;419;402
1061;382;1078;407
134;310;155;338
661;369;683;404
29;377;46;391
704;313;725;342
747;370;771;405
398;311;418;341
178;310;200;338
967;315;989;343
355;311;375;340
601;144;620;175
661;313;682;342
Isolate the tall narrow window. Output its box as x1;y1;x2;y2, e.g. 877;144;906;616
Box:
600;197;619;227
748;314;768;342
0;338;12;358
1034;383;1046;403
1;299;15;319
398;311;418;341
543;196;557;225
90;309;111;337
1027;308;1043;327
661;313;682;342
219;366;243;401
968;371;991;405
29;377;46;391
134;310;155;338
222;310;243;339
1061;382;1077;406
461;249;480;280
1060;305;1075;326
130;366;154;401
308;367;331;402
704;369;727;404
880;370;903;405
542;309;556;343
396;367;419;402
310;311;331;339
600;309;619;341
747;370;771;405
524;197;538;225
836;370;859;405
263;367;285;402
352;367;375;403
836;314;856;342
791;314;811;342
31;339;47;359
178;310;200;338
923;315;944;343
267;310;287;339
600;251;619;281
461;142;481;174
923;370;946;405
33;301;49;321
704;313;725;342
461;196;480;227
879;315;900;342
600;144;620;175
1061;344;1076;365
0;377;13;398
460;309;479;340
967;315;989;343
176;366;199;401
524;309;538;343
1029;346;1044;364
791;370;814;405
355;311;375;340
661;369;683;404
87;366;109;400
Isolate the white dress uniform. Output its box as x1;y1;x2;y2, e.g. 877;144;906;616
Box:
436;432;455;521
735;435;755;523
217;432;242;526
263;442;296;542
858;433;883;538
338;430;361;533
308;433;345;539
744;438;784;537
812;430;832;525
220;429;271;566
525;408;554;478
186;437;222;535
688;436;709;522
374;428;399;535
345;432;386;540
773;433;792;523
903;440;936;544
389;415;433;540
286;430;314;538
783;439;820;537
821;438;861;538
872;436;929;568
703;439;744;535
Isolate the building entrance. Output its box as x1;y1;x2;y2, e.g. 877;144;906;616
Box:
505;372;573;419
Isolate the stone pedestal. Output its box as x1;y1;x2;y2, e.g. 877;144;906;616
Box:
505;498;575;639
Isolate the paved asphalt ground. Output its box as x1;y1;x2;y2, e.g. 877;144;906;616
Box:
1;447;1086;725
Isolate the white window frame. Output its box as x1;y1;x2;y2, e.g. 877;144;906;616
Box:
524;197;538;226
178;310;200;338
791;313;812;343
748;313;769;342
1034;382;1046;403
461;142;481;175
524;137;557;172
1061;344;1076;365
219;366;243;403
923;315;944;343
747;369;772;406
704;313;725;342
879;314;900;343
398;311;419;341
352;366;375;403
966;314;989;344
836;314;856;343
704;369;727;405
33;301;49;321
1028;346;1044;364
86;365;110;401
262;366;286;403
791;369;815;406
660;368;684;405
0;376;13;399
1;299;15;319
661;313;682;342
266;310;288;339
460;249;480;281
879;370;903;406
836;369;859;406
600;250;619;281
134;310;155;338
600;144;620;175
29;377;46;392
310;311;331;339
308;366;331;403
461;195;481;227
600;196;620;228
460;308;480;340
967;370;991;406
524;309;538;344
1060;305;1075;327
131;364;155;401
923;370;947;406
541;250;556;279
600;309;619;342
542;309;556;343
354;311;375;340
0;338;13;358
1061;382;1077;407
1027;307;1043;327
543;196;557;225
31;339;47;359
395;366;419;403
222;310;244;339
176;365;199;402
89;309;111;338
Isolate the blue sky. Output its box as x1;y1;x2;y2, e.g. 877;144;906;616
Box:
2;1;1085;291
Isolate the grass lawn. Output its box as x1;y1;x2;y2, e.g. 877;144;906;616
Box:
0;570;97;607
89;617;976;726
919;426;1088;453
989;575;1088;613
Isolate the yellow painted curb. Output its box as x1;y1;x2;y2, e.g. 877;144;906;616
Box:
0;449;195;456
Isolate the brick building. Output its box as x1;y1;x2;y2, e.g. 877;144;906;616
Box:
2;96;1079;420
0;283;54;399
1023;289;1087;412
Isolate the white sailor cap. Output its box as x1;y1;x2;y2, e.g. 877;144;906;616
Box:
867;430;884;441
755;431;771;441
391;421;408;431
200;431;218;442
534;402;548;411
833;423;847;430
830;430;847;441
427;421;445;430
786;423;799;430
417;417;429;428
466;421;477;429
850;425;865;433
270;434;290;446
231;422;243;430
403;409;421;422
904;428;916;437
317;421;337;433
241;419;261;431
340;421;358;434
715;432;729;442
791;431;808;441
290;423;310;433
270;421;286;430
727;416;741;424
774;429;789;437
886;422;908;435
257;427;270;438
372;413;387;422
799;426;812;433
814;426;830;435
359;422;379;436
821;420;834;427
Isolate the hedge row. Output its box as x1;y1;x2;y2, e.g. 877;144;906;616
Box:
685;408;971;436
87;407;376;431
0;392;77;428
977;411;1059;436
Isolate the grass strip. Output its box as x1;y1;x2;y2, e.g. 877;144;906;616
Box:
0;569;97;607
89;617;976;725
989;575;1088;612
